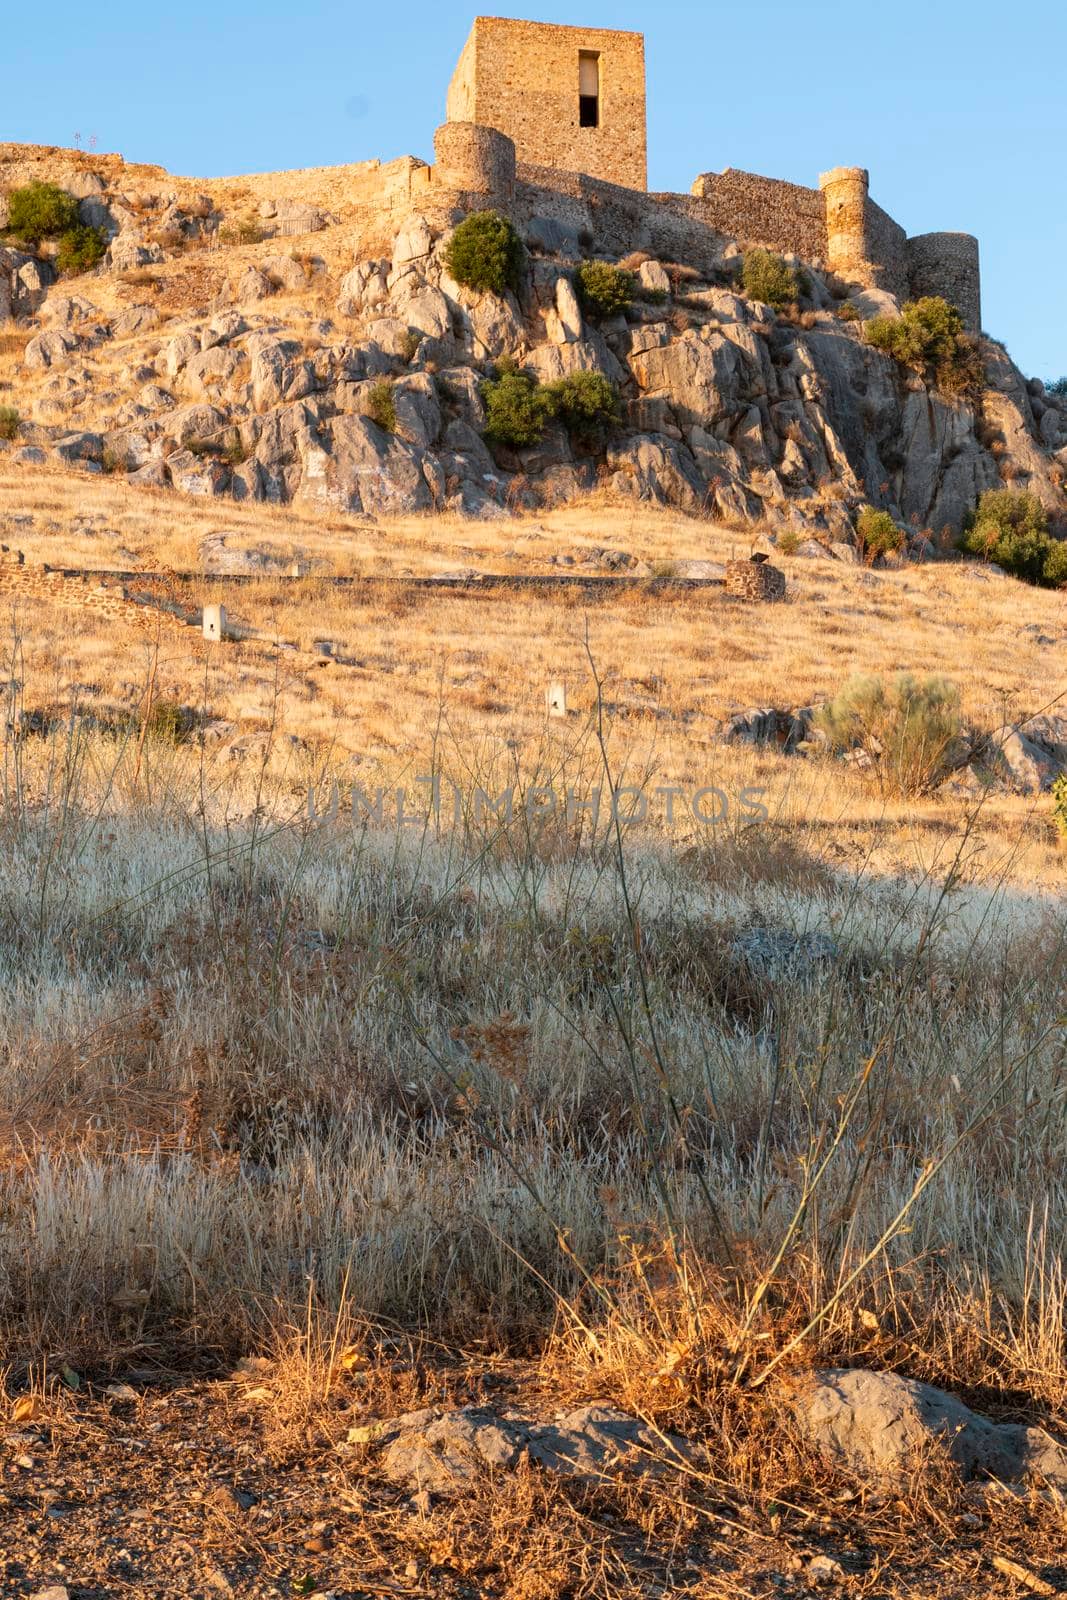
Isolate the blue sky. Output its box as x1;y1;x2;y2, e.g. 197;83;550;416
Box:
6;1;1065;378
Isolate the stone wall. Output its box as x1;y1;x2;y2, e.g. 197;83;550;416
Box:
690;169;827;261
0;142;167;192
0;547;198;639
446;17;647;191
724;558;786;601
433;123;515;203
907;232;981;334
819;167;909;301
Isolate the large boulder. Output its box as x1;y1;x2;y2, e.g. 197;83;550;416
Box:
607;434;706;511
628;328;755;429
391;215;433;269
179;345;246;402
392;284;452;341
792;1369;1067;1489
261;199;335;237
249;338;315;412
159;403;227;449
324;413;436;515
392;373;441;449
166;449;231;497
24;330;78;370
988;725;1063;793
337;260;389;317
38;294;98;328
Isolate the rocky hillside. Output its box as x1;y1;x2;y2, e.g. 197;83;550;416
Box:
2;159;1066;553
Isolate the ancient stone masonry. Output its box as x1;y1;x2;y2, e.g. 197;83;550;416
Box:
691;169;828;264
724;557;786;602
907;232;982;340
447;18;647;190
0;546;198;639
0;21;981;326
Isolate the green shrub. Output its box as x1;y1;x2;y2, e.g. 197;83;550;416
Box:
1046;376;1067;398
6;181;79;244
815;672;964;795
365;380;396;434
866;296;984;394
55;224;107;274
957;489;1067;589
1053;773;1067;837
219;217;263;246
481;368;556;448
143;698;190;745
576;260;634;319
741;248;800;310
443;211;524;297
400;329;422;364
0;406;19;442
777;529;800;555
855;505;905;562
837;301;860;323
542;369;620;446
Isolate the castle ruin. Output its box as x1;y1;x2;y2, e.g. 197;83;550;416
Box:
431;16;982;331
0;15;982;331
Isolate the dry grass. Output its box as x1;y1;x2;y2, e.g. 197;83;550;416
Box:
0;463;1063;892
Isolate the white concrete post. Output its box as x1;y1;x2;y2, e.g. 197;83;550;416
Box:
202;603;226;642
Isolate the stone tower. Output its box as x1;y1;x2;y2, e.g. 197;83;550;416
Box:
446;17;647;191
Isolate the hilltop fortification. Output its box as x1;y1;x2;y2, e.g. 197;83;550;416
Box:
1;16;1064;542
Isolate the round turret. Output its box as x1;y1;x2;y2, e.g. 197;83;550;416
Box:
818;166;870;277
906;232;981;334
433;122;516;201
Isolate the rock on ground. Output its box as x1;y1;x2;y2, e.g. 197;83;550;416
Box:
373;1402;697;1495
793;1369;1067;1488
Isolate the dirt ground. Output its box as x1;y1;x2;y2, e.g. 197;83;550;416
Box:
2;1359;1065;1600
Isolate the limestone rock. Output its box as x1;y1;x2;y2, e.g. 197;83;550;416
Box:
166;449;231;497
988;726;1062;793
111;303;160;338
376;1403;695;1495
607;434;706;511
180;345;246;402
24;330;77;370
163;403;227;447
337;260;389;317
53;430;104;465
108;235;164;273
265;200;335;237
637;259;670;295
39;294;97;328
250;339;314;412
392;215;433;268
392;374;441;449
163;332;201;378
261;253;311;293
793;1369;1067;1489
392;284;451;341
629;329;754;427
325;414;435;516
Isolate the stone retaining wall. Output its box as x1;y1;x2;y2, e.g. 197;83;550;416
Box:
0;547;198;639
724;558;786;601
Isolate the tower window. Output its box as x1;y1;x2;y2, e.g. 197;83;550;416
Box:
579;51;600;128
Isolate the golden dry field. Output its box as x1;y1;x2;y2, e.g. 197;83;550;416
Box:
0;460;1065;1598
